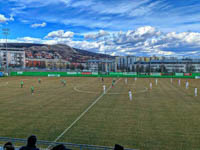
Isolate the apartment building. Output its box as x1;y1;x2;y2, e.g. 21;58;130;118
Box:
115;56;137;71
132;59;200;73
26;58;70;69
0;48;25;68
87;59;116;72
114;56;200;73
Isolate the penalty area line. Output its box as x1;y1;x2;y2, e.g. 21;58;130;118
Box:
48;78;121;147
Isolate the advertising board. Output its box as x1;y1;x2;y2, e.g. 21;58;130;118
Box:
81;72;92;75
48;74;61;77
0;72;3;77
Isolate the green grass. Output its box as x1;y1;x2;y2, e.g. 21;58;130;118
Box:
0;77;200;150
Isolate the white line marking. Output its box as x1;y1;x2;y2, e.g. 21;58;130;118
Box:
49;78;121;147
74;86;99;94
74;85;148;95
108;87;148;95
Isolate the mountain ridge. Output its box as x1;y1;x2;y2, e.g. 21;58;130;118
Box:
0;43;113;62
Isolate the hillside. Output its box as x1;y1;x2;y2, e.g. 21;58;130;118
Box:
0;43;113;62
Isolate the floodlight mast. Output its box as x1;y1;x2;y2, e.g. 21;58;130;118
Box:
105;47;108;73
2;28;9;73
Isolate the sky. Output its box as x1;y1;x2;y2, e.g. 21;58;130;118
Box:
0;0;200;57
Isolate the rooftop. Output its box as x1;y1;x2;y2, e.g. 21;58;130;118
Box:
0;47;25;51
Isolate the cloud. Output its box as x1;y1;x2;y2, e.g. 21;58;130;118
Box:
0;14;7;23
79;26;200;57
111;26;161;45
0;14;14;23
3;26;200;57
5;0;200;32
2;0;164;30
45;30;74;39
8;0;70;8
17;37;41;43
42;39;58;45
84;30;109;40
164;32;200;45
31;22;46;28
82;0;152;16
9;15;15;21
68;40;100;52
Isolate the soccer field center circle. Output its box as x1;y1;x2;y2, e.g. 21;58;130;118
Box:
73;83;148;95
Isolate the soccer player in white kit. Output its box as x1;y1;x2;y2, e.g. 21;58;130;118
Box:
178;79;181;86
185;81;189;89
155;78;158;86
125;78;128;84
134;77;137;81
195;88;198;97
170;78;173;84
129;90;132;101
150;82;152;90
103;85;106;94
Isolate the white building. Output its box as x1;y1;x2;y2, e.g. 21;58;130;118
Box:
132;59;200;73
87;59;116;72
0;48;25;68
115;56;137;71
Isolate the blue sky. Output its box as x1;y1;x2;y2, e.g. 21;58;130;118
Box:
0;0;200;57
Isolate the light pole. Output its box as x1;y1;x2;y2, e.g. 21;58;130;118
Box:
2;28;9;72
104;46;108;73
149;57;151;75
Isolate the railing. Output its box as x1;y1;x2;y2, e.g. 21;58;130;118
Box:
0;137;136;150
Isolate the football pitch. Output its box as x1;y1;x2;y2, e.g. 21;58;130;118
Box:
0;77;200;150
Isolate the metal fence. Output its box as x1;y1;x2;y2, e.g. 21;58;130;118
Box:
0;137;136;150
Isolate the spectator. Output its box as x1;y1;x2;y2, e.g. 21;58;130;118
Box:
51;144;71;150
19;135;39;150
3;142;15;150
114;144;124;150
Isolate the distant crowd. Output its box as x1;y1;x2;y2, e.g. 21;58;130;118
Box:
3;135;124;150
